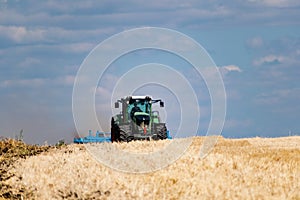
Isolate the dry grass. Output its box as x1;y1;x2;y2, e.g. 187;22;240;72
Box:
0;139;51;199
2;136;300;199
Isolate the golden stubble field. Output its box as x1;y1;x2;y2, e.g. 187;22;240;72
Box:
1;136;299;200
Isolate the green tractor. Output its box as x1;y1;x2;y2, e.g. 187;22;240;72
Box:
111;95;169;142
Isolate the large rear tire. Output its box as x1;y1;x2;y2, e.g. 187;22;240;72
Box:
111;117;120;142
155;123;168;140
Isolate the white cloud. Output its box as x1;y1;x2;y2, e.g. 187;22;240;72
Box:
59;42;95;54
0;24;116;45
176;6;232;19
0;75;76;88
246;37;263;48
0;25;45;43
65;75;76;85
95;73;121;105
248;0;300;7
220;65;242;76
95;87;112;101
222;65;242;72
57;75;76;86
1;78;46;88
253;54;286;66
44;27;116;43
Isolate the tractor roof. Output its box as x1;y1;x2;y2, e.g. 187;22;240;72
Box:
130;95;152;100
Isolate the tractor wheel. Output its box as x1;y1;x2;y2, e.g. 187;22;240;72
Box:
152;135;159;140
127;136;134;142
156;124;168;140
111;117;120;142
119;131;126;142
119;124;131;142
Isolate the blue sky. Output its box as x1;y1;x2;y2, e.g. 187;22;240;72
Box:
0;0;300;144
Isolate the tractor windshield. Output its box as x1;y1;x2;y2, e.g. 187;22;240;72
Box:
128;99;151;115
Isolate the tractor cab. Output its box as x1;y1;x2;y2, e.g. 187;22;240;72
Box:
127;96;152;127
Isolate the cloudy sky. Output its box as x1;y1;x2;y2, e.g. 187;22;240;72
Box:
1;0;300;144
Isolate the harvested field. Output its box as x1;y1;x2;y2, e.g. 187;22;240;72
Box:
0;139;52;199
1;136;300;199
